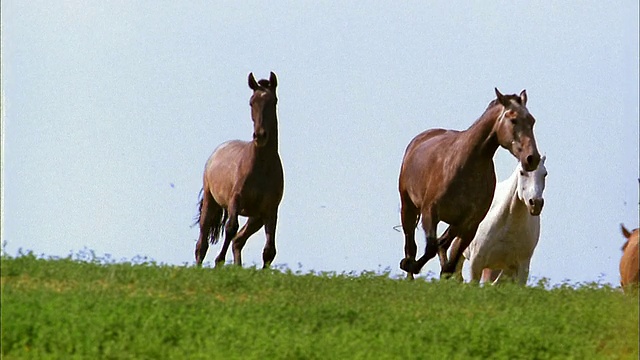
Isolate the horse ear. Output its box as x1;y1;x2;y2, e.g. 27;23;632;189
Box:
519;89;528;106
269;72;278;89
248;73;259;90
495;88;508;106
621;224;632;239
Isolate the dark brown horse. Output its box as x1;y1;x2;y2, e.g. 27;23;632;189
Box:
398;89;540;279
195;72;284;268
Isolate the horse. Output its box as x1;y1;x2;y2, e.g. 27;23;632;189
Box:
195;72;284;268
449;156;547;285
398;88;540;279
619;224;639;290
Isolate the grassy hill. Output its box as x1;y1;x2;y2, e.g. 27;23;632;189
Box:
2;252;638;359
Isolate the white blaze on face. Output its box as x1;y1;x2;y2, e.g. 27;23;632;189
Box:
517;157;547;214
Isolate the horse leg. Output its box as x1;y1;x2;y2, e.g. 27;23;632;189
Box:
214;235;231;267
452;243;466;282
399;195;419;279
195;191;215;265
261;215;278;268
409;211;439;275
469;257;484;283
515;261;531;285
481;268;498;284
230;216;264;266
437;226;456;269
442;226;478;277
215;200;240;267
216;216;261;266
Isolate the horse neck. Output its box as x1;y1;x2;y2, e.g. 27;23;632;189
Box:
491;169;518;214
461;105;503;159
506;169;532;219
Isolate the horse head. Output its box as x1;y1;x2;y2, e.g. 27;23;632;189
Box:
517;155;547;216
248;72;278;148
494;88;541;172
620;224;639;252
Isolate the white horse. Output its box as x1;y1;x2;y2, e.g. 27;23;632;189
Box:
452;156;547;285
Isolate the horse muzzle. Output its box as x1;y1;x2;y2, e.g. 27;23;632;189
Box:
522;153;541;172
528;198;544;216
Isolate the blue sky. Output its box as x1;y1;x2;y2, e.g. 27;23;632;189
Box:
2;2;638;285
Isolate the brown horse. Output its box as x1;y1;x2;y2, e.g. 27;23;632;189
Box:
398;89;540;279
619;224;639;290
195;72;284;268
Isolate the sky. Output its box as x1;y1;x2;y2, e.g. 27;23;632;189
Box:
2;2;638;286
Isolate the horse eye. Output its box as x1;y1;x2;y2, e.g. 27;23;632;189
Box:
519;170;525;176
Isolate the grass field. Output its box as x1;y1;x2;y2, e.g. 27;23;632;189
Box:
1;252;638;359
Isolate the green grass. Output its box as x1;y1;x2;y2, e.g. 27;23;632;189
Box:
2;252;638;359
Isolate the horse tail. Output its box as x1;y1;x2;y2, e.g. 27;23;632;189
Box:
193;189;204;226
194;188;228;245
209;204;228;245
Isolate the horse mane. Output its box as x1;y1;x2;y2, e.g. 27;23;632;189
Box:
468;93;524;128
459;93;520;132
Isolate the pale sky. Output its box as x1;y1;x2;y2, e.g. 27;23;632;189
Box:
2;2;639;286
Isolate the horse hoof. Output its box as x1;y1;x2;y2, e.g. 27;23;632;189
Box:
400;258;419;274
441;263;456;276
399;258;411;271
